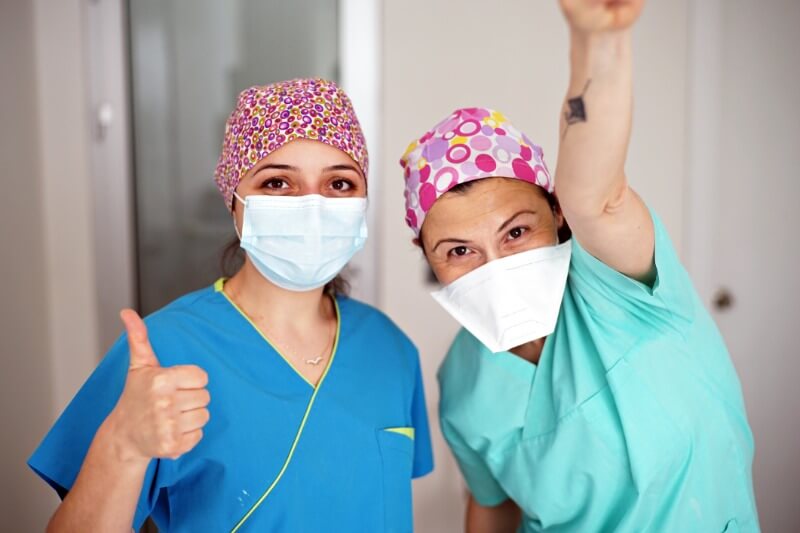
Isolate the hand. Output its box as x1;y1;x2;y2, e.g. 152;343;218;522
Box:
106;309;211;463
559;0;644;33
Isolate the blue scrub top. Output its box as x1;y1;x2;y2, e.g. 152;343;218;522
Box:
438;211;759;532
29;279;433;532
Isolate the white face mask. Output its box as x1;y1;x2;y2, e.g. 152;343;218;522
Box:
234;193;368;291
431;241;572;353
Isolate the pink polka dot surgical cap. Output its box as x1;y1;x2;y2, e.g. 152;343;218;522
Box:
399;107;552;235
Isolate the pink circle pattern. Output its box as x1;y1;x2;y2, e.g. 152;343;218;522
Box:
214;78;368;211
399;107;552;235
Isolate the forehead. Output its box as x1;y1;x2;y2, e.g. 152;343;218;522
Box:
421;178;548;237
259;138;355;166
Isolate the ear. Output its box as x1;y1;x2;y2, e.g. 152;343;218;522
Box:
412;237;421;248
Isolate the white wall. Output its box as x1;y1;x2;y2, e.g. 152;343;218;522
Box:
378;1;688;530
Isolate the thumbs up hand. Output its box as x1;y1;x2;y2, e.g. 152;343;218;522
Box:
107;310;211;463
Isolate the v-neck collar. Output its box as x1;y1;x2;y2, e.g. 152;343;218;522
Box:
214;278;341;389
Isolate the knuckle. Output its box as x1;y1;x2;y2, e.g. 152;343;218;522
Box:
151;372;171;393
154;396;172;412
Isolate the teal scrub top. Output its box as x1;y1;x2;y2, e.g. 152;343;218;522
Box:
29;279;433;532
438;211;759;532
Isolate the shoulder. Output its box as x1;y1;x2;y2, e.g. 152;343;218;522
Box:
127;284;229;366
337;296;417;352
144;284;221;327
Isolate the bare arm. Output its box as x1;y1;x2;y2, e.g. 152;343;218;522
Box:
46;419;148;533
465;493;521;533
555;0;654;282
46;311;210;532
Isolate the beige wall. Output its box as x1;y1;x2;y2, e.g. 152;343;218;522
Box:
1;0;100;529
0;0;58;529
379;1;688;530
2;0;688;530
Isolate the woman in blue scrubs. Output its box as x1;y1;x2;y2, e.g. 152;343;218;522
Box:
30;78;433;532
398;1;758;532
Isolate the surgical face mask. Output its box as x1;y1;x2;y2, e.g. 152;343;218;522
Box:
234;192;368;291
431;241;572;353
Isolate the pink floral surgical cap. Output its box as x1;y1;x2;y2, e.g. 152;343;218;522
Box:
215;78;368;210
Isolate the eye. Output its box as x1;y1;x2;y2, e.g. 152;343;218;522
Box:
261;177;290;190
448;245;471;258
508;226;528;240
330;178;354;192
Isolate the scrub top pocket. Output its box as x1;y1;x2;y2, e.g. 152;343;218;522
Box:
376;428;414;533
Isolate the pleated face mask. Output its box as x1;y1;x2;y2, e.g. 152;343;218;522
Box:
234;192;368;292
431;241;572;353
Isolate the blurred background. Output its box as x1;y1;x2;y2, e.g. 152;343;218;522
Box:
1;0;798;531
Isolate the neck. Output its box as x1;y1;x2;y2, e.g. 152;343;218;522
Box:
224;259;332;329
510;337;546;365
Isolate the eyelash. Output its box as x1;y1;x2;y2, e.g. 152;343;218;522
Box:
446;226;529;258
329;178;355;192
261;177;289;190
447;246;471;258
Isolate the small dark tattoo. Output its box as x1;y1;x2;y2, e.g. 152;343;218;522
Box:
562;79;592;139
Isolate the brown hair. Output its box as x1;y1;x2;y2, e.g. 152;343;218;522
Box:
219;238;350;296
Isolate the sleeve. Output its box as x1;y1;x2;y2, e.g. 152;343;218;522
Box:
440;422;508;507
410;351;434;478
27;335;169;530
569;208;697;332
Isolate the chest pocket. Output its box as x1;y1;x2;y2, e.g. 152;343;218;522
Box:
376;428;414;533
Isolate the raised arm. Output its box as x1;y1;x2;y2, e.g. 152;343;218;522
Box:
554;0;654;282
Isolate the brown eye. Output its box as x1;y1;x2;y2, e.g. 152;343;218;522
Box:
331;179;353;191
449;246;469;257
508;226;527;240
262;178;289;190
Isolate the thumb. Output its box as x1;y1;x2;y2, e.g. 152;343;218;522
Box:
120;309;160;369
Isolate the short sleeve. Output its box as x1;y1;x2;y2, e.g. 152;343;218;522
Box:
569;208;696;331
27;336;168;530
410;352;434;478
441;426;508;507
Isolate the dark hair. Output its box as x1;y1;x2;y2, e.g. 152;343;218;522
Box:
418;179;571;252
220;237;350;296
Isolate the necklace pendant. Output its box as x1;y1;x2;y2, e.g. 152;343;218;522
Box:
305;356;323;366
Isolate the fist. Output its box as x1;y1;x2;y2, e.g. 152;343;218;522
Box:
559;0;644;33
109;309;211;461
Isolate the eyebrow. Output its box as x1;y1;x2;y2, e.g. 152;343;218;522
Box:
323;163;361;174
432;238;470;253
430;209;539;253
497;210;538;233
254;163;362;175
254;163;299;173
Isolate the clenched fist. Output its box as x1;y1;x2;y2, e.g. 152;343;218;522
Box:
106;309;211;463
559;0;644;33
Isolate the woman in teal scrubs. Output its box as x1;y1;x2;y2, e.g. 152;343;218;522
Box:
30;78;433;532
398;1;758;532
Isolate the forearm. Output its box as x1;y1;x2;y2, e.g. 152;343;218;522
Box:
465;494;521;533
555;29;633;218
47;417;149;533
